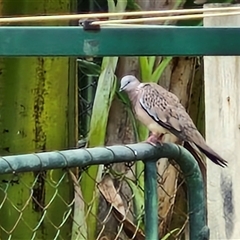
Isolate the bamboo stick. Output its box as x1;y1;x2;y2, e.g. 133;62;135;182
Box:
100;24;174;28
92;11;240;25
0;6;240;23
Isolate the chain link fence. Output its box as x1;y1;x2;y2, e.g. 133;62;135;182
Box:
0;142;201;240
78;74;97;138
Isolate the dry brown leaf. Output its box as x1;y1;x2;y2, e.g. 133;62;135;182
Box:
98;176;145;240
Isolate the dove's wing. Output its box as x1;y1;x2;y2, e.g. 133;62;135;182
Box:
139;83;188;139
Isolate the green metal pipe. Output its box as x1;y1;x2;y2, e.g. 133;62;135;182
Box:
0;143;181;172
0;143;209;239
0;26;240;56
175;148;210;240
144;161;158;240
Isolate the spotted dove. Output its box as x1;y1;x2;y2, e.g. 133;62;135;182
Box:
119;75;227;167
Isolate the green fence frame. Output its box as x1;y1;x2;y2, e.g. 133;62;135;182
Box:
1;26;240;56
0;143;208;240
1;25;239;239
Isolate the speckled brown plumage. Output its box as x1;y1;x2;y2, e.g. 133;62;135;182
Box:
120;75;227;167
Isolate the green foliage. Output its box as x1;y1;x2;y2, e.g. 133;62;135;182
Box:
140;56;172;82
125;178;145;230
162;228;180;240
77;59;101;76
126;0;141;11
80;57;118;239
177;0;232;26
125;177;180;239
108;0;127;14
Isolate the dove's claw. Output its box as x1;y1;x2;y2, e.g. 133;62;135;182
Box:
145;134;164;146
144;135;158;146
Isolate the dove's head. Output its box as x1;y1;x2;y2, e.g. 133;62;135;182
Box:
119;75;140;92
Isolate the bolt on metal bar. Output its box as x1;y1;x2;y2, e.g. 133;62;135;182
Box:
0;142;209;239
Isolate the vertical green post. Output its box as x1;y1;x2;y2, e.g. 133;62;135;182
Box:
0;0;76;239
144;161;159;240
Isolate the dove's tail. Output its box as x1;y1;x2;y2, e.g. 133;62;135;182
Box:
195;143;228;167
184;142;206;181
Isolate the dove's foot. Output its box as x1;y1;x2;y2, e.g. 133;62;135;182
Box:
145;134;164;146
145;135;158;146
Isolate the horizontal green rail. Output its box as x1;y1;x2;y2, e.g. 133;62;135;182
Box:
0;143;209;239
0;26;240;56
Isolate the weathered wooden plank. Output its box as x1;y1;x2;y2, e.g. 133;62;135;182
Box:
204;3;240;239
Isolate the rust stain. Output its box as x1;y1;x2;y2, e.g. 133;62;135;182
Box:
32;57;47;212
32;171;46;212
33;57;47;151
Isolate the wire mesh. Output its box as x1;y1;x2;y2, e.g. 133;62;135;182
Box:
78;73;97;138
0;155;188;239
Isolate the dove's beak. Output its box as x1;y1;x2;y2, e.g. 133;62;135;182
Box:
119;83;127;92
